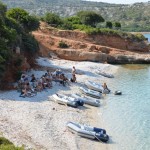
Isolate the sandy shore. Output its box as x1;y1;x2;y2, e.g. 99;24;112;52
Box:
0;57;118;150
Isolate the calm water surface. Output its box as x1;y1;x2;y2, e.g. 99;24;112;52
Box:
144;34;150;42
100;65;150;150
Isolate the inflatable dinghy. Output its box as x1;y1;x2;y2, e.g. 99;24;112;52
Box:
79;87;102;99
50;94;81;108
67;122;109;142
96;70;114;78
86;81;103;93
71;93;100;107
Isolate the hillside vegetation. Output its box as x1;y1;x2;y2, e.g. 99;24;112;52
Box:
1;0;150;31
40;10;146;42
0;137;24;150
0;2;39;88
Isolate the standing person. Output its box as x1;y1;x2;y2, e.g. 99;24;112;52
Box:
72;66;76;75
102;82;110;93
71;66;76;82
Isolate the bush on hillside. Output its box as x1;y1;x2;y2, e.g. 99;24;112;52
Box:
77;11;104;27
6;8;40;33
58;20;73;30
65;16;82;25
72;24;146;41
5;17;22;34
72;24;93;31
58;41;68;48
22;33;39;54
43;13;62;27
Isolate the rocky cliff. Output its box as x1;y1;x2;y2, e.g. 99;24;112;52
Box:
33;23;150;64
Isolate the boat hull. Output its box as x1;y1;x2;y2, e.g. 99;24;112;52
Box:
67;122;109;142
71;94;100;107
79;87;102;99
86;81;103;93
50;94;79;108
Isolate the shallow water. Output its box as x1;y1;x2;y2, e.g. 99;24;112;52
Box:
144;34;150;42
100;65;150;150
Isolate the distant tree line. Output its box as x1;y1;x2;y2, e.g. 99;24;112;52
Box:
41;11;146;43
1;0;150;32
42;11;121;30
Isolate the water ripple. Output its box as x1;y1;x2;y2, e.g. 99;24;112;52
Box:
101;65;150;150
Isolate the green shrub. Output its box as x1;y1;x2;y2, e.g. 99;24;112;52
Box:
58;20;73;30
134;33;146;41
72;24;93;31
0;144;24;150
65;16;82;25
43;13;62;27
72;24;146;41
0;137;24;150
58;41;68;48
22;33;39;54
0;137;13;145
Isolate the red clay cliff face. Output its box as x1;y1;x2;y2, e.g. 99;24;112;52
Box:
54;30;149;52
32;23;150;64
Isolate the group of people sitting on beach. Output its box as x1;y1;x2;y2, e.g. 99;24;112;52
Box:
18;70;53;97
17;66;77;98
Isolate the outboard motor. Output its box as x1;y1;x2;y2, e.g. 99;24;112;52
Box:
76;100;84;106
93;127;106;134
114;90;122;95
95;133;109;142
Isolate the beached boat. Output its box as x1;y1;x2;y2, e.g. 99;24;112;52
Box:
96;70;114;78
79;87;102;99
67;122;109;142
50;94;79;108
50;94;84;107
85;81;103;93
71;93;100;107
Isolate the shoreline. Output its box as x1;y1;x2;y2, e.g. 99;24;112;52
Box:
0;58;118;150
130;32;150;34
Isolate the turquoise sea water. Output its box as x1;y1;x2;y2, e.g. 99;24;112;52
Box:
97;34;150;150
100;34;150;150
144;34;150;42
101;65;150;150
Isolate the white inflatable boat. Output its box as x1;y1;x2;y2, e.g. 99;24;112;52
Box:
86;81;103;93
50;94;80;108
96;70;114;78
71;93;100;107
79;87;102;99
67;122;109;142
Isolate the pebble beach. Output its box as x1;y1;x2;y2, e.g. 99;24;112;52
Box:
0;57;118;150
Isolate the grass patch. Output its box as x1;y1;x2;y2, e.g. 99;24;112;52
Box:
58;41;69;48
72;24;146;42
0;137;24;150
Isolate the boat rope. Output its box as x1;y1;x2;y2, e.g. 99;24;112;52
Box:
93;134;103;143
87;128;104;143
